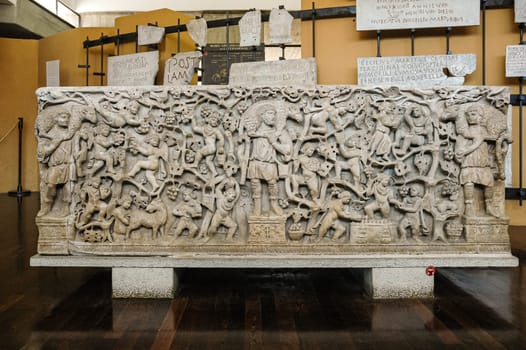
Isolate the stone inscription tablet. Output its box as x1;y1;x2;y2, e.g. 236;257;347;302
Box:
202;45;265;85
239;10;262;47
46;60;60;87
137;25;165;46
356;0;480;31
229;58;317;87
163;51;202;85
107;51;159;86
516;0;526;23
187;18;208;47
269;7;294;44
358;54;476;86
506;45;526;77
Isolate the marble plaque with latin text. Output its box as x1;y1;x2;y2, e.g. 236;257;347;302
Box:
229;58;317;87
239;10;262;47
358;54;476;86
107;51;159;86
163;51;202;85
506;45;526;77
356;0;480;31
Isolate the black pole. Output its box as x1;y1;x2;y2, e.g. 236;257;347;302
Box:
312;2;316;58
410;29;415;56
482;0;487;85
226;13;230;83
520;77;523;205
135;25;139;53
8;118;30;197
376;30;381;57
177;18;181;53
446;27;451;55
116;29;120;56
519;23;525;205
77;36;90;86
85;38;89;86
100;33;104;86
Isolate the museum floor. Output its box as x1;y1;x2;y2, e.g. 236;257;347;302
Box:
1;194;525;349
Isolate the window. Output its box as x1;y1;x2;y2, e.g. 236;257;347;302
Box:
57;2;80;27
32;0;80;28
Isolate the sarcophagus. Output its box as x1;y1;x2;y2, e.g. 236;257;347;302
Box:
34;85;513;257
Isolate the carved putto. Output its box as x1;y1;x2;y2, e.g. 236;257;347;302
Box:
34;85;511;255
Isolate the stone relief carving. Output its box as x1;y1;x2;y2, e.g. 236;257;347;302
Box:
34;85;512;255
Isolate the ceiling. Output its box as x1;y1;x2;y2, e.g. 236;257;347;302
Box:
0;1;73;39
0;22;42;39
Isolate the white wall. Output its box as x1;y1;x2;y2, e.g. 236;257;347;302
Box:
74;0;301;13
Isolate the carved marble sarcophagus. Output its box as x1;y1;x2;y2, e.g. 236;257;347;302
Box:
34;85;513;257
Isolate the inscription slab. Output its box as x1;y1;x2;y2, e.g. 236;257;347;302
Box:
163;51;202;85
358;54;476;86
46;60;60;87
269;8;294;44
137;25;165;46
229;58;317;87
239;10;262;47
187;18;208;47
506;45;526;77
516;0;526;23
356;0;480;31
107;51;159;86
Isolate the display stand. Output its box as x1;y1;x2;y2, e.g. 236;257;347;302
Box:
30;254;518;299
8;118;30;198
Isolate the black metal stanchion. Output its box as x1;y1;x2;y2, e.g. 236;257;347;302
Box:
8;117;30;197
376;30;382;57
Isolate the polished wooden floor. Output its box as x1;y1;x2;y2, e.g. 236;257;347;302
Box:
1;194;526;349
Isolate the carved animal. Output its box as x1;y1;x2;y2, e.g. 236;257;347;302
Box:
125;198;168;240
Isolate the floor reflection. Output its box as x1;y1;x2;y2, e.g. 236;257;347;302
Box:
0;194;525;349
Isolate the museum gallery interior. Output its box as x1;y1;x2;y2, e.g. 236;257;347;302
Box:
1;0;526;348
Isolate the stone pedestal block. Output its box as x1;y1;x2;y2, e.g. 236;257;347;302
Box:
30;254;517;299
363;267;434;299
112;268;179;298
